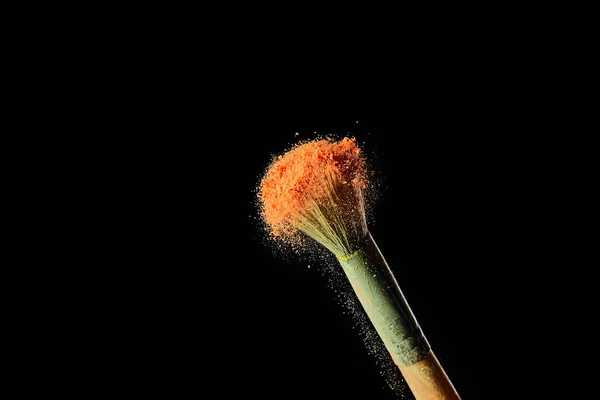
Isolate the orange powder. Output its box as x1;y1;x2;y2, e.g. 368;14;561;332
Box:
258;137;369;251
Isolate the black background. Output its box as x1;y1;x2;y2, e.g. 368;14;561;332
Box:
84;45;570;397
112;111;546;399
20;10;587;399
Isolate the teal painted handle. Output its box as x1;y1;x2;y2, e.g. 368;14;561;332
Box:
337;232;430;367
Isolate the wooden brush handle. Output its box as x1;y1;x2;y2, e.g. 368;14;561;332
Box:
399;350;460;400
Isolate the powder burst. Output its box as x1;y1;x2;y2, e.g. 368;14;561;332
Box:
258;137;369;257
256;135;461;399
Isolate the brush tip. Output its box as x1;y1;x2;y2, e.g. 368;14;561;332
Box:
258;136;370;255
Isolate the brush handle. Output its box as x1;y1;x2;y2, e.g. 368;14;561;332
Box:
337;232;460;400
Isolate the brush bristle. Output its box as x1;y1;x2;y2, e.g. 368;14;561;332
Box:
258;137;369;257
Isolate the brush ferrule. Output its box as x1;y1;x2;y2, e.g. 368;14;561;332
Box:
337;232;430;367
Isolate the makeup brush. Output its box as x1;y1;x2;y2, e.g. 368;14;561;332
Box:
258;137;460;400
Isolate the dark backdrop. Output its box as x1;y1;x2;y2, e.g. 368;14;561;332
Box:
101;79;554;397
119;114;536;399
33;12;577;399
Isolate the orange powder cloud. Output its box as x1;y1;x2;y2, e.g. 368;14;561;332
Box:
258;137;368;241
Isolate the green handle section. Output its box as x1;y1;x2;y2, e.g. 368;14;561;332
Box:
337;232;430;367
